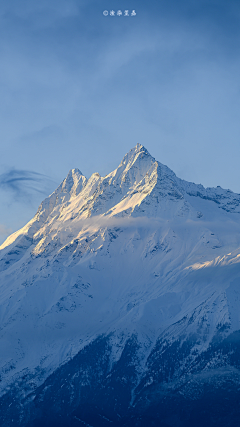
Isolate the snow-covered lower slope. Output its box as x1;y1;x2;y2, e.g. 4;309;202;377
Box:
1;144;240;426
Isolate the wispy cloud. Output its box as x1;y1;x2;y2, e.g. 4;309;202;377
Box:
0;169;56;203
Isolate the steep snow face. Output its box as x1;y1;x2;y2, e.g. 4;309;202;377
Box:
0;168;87;251
1;144;240;415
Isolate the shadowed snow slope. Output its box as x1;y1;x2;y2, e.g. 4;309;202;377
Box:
1;144;240;426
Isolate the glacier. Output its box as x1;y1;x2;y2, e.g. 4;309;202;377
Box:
0;144;240;426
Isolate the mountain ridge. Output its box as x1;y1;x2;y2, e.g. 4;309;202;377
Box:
2;143;240;253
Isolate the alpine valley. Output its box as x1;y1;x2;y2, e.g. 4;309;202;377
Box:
1;144;240;427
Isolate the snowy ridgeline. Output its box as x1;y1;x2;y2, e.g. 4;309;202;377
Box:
0;144;240;426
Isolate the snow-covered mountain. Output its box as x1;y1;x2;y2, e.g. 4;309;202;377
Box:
1;144;240;426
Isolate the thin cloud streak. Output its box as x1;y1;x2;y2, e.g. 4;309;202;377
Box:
0;169;56;202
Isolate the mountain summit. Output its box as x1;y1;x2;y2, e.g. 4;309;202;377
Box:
1;145;240;426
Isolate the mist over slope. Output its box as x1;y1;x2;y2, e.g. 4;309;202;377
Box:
1;144;240;426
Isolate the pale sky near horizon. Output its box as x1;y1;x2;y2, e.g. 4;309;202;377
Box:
0;0;240;244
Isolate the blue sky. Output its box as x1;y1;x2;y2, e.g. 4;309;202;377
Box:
0;0;240;243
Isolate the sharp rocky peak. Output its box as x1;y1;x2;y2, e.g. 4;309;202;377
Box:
61;168;87;195
108;144;157;187
105;144;176;189
121;143;152;165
